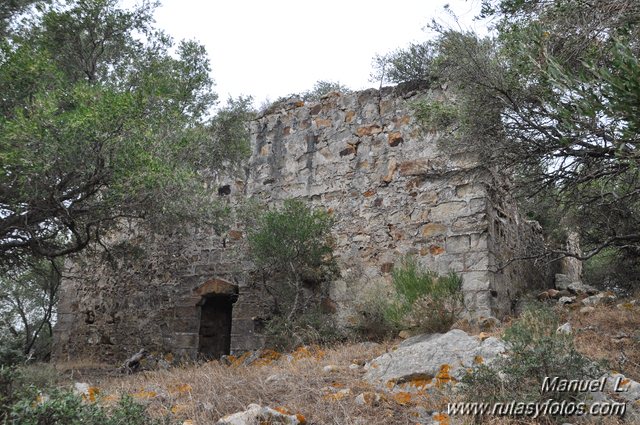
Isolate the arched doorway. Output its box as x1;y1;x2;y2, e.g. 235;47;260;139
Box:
194;279;238;359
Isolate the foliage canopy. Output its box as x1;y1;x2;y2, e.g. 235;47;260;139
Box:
374;0;640;270
0;0;252;269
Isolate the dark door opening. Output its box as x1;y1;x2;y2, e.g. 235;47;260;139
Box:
198;295;233;359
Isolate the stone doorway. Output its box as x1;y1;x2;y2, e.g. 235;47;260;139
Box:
198;295;233;359
194;278;238;359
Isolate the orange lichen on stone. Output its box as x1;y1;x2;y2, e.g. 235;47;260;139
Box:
293;346;312;360
252;349;282;366
84;387;99;403
429;245;445;255
474;355;484;364
322;390;350;401
169;383;193;395
405;376;433;389
171;404;188;415
433;412;450;425
231;351;251;367
363;189;376;197
131;390;157;399
393;391;412;405
345;111;356;123
294;100;305;108
435;364;454;387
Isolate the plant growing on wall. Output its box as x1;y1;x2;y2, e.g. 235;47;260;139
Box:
247;198;337;323
385;256;463;334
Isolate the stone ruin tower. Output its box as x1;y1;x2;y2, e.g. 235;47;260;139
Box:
53;83;551;363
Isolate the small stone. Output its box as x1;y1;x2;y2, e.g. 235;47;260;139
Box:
558;296;575;305
217;404;304;425
567;281;599;295
349;363;360;370
547;288;560;299
556;322;572;334
265;374;286;384
582;292;616;306
355;392;382;406
398;330;411;339
579;306;596;314
478;316;500;331
323;365;339;373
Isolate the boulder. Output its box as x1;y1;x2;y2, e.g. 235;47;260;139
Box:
555;274;573;291
567;281;599;295
364;329;506;386
582;292;616;306
586;374;640;422
217;404;305;425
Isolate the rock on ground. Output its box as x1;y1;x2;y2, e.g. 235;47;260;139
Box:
363;329;506;386
217;404;305;425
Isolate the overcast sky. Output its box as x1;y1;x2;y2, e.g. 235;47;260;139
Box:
134;0;487;106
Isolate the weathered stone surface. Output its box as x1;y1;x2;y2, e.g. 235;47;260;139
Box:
53;86;550;363
363;329;506;385
217;404;304;425
567;281;599;295
582;292;616;306
555;274;573;291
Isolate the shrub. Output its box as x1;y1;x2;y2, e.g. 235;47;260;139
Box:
247;199;339;347
385;257;463;334
263;307;347;351
6;388;171;425
462;304;602;409
412;98;458;130
353;282;397;341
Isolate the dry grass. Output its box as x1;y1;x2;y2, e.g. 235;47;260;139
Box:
564;300;640;382
44;300;639;425
93;342;456;424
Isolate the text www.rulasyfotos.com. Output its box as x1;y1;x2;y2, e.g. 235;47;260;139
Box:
447;376;629;419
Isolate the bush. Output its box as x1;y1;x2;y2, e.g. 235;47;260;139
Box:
353;282;397;341
263;307;346;351
385;257;463;334
353;257;463;339
462;304;602;409
6;387;171;425
247;199;339;347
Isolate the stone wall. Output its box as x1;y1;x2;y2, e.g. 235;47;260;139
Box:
53;84;551;363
